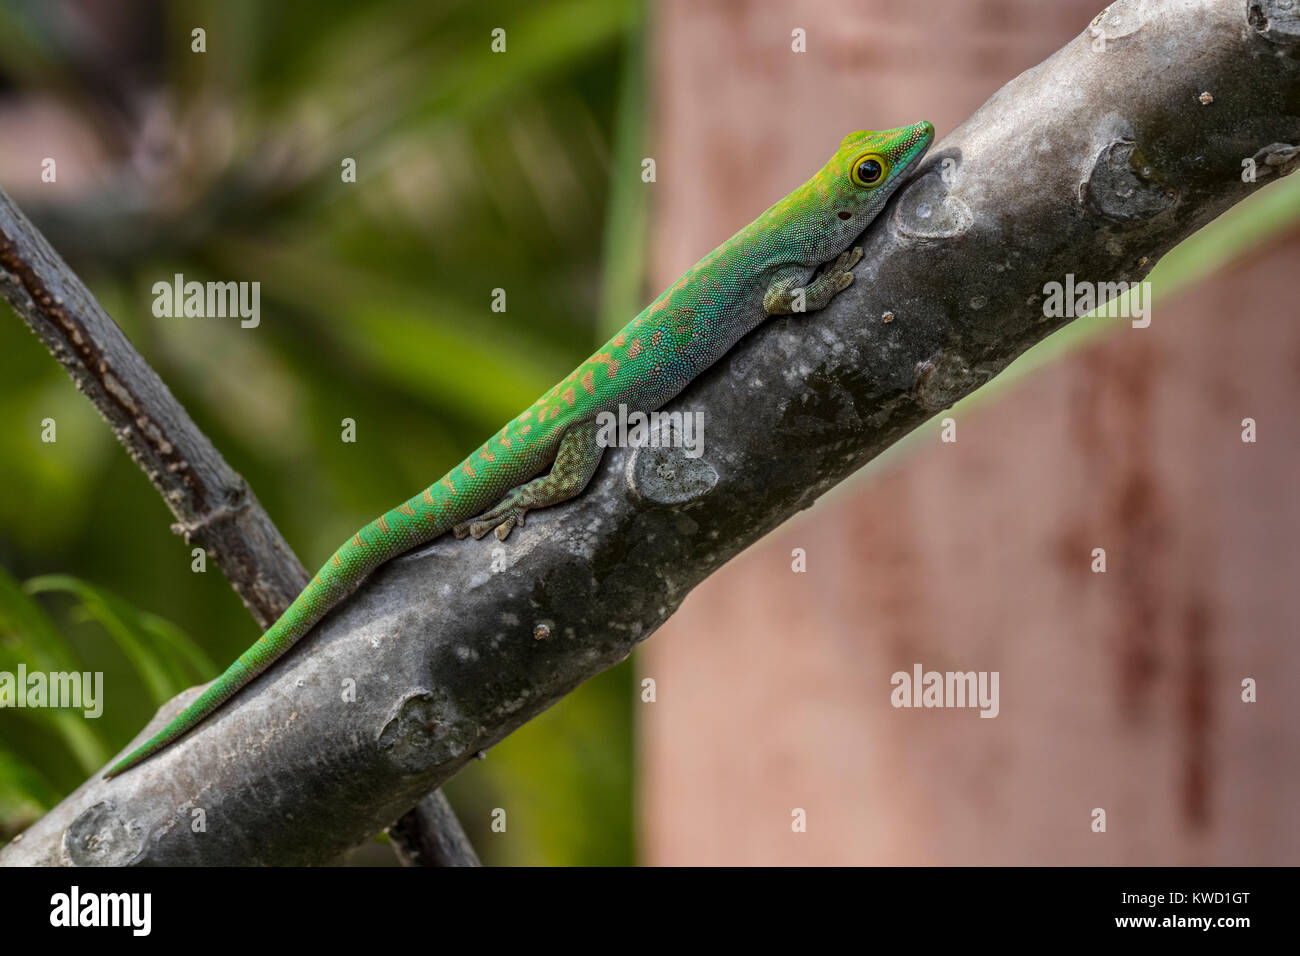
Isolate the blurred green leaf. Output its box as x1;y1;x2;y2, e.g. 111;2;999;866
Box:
0;564;76;672
0;567;109;773
24;574;208;704
0;747;59;825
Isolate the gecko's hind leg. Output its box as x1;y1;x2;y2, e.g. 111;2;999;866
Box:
453;419;605;541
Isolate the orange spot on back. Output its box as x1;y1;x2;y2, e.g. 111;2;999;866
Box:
378;515;390;534
352;532;366;548
607;359;620;379
441;476;457;495
463;462;476;478
561;386;576;406
548;405;560;420
423;488;435;505
627;338;642;359
398;504;415;517
613;333;627;347
581;370;595;394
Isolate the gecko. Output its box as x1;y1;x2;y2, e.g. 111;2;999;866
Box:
104;121;935;778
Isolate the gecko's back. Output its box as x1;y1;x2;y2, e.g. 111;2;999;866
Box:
104;121;934;779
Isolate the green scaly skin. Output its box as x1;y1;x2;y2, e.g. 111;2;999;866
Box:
104;121;934;779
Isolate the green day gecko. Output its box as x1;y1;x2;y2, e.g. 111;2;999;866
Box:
104;121;935;778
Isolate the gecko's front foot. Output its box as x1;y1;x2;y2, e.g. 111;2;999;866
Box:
763;246;864;315
826;246;863;290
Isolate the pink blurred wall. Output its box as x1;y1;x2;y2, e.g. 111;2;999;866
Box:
639;0;1300;865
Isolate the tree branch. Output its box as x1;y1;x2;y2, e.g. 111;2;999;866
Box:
2;0;1297;865
0;186;476;863
387;791;482;867
0;194;307;628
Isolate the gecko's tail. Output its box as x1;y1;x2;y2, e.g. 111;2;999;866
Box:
103;482;468;780
103;656;259;778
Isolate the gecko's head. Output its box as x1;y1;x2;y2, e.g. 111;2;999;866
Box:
805;121;934;254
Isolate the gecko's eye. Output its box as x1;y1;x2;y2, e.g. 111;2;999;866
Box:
850;153;890;188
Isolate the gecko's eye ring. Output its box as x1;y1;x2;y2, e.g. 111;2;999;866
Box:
850;153;890;188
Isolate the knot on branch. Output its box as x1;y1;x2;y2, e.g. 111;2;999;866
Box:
378;690;475;773
1251;142;1300;179
1083;140;1177;222
64;801;144;866
1248;0;1300;45
914;349;993;411
625;439;718;505
895;162;972;240
1087;2;1147;47
168;480;253;542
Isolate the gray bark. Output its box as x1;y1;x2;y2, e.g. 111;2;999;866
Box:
3;0;1298;865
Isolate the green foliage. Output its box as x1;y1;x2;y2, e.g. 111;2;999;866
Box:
0;0;641;864
24;575;214;705
0;567;210;839
0;567;108;784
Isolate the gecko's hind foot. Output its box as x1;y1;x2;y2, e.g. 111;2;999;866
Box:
453;500;527;541
485;515;521;541
452;420;604;545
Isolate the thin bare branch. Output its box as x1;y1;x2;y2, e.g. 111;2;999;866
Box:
387;791;482;867
0;187;476;864
0;194;307;626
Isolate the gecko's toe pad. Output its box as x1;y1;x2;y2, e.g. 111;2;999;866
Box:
458;505;527;541
829;246;862;271
828;247;861;292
